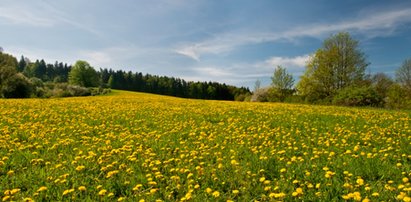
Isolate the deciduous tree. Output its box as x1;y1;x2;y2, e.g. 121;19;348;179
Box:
69;60;99;87
297;32;368;102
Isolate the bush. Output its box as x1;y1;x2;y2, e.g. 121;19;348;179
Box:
251;87;271;102
333;86;382;107
1;73;33;98
385;84;411;109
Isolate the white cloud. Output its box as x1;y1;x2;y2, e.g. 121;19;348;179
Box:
194;67;233;77
175;46;200;61
175;7;411;60
0;6;55;26
265;55;311;69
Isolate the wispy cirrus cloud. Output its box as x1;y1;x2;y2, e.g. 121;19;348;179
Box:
0;1;102;37
175;7;411;61
0;5;55;26
265;55;311;69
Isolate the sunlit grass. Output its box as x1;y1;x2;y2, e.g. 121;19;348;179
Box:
0;90;410;201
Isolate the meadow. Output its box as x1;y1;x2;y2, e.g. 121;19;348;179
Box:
0;90;410;201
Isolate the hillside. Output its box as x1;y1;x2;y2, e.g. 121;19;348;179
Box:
0;91;410;201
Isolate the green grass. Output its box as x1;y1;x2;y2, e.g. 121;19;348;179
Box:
0;91;410;201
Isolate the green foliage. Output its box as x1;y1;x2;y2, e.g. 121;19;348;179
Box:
385;83;411;109
298;32;368;102
0;52;33;98
396;58;411;93
271;66;294;91
371;73;394;99
332;86;382;107
271;66;294;101
1;73;33;98
69;60;99;87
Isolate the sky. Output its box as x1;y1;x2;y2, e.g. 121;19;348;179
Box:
1;0;411;88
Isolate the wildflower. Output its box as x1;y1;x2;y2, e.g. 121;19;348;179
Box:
10;189;20;195
78;186;87;191
205;188;212;193
356;178;364;186
76;165;85;171
2;196;10;201
37;186;48;192
292;188;303;197
62;189;74;196
98;189;107;196
212;191;220;197
133;184;143;191
232;190;239;194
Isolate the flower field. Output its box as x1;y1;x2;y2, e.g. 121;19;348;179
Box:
0;90;410;201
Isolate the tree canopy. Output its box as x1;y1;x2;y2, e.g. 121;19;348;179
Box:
270;66;294;101
396;58;411;93
69;60;99;87
297;32;368;102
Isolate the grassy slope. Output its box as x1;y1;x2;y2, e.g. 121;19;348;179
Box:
0;90;410;201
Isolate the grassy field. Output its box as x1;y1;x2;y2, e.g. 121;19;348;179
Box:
0;90;410;201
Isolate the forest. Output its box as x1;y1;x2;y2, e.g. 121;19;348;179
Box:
0;50;250;100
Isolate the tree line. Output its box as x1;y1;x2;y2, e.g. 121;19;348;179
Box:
0;50;250;100
253;32;411;109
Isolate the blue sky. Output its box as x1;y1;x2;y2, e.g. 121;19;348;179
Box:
1;0;411;88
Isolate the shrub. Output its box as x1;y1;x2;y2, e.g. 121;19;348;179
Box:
385;84;411;109
333;86;382;107
1;73;33;98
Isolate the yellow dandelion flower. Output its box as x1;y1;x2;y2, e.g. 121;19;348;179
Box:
62;189;74;196
2;196;11;201
212;191;220;198
37;186;48;192
78;186;87;191
75;165;85;171
98;189;107;196
10;189;20;195
356;178;364;186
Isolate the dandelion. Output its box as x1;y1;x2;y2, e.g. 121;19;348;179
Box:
37;186;48;192
62;189;75;196
2;196;11;201
75;165;85;171
78;186;87;191
98;189;107;196
292;188;303;197
356;178;364;186
10;189;20;195
212;191;220;198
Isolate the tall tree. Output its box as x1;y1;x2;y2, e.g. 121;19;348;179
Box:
396;58;411;93
270;66;294;101
69;60;99;87
271;66;294;90
297;32;368;101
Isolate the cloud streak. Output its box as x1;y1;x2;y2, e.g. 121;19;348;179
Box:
0;5;55;26
175;7;411;61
